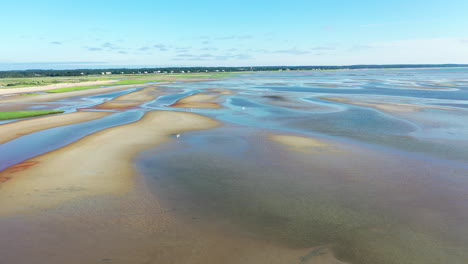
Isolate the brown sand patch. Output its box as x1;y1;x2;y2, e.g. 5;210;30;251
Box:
0;111;220;217
96;101;143;109
170;92;224;109
8;161;39;173
208;88;235;95
269;135;343;154
322;97;453;113
113;86;162;101
0;111;110;144
178;93;222;103
94;86;164;110
0;177;10;183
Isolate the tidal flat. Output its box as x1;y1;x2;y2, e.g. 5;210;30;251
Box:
1;68;468;264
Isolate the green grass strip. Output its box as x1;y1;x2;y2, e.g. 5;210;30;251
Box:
0;110;65;120
46;85;105;93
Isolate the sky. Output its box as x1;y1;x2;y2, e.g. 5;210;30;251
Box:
1;0;468;69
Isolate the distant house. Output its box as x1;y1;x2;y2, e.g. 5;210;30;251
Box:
105;72;112;75
181;71;185;73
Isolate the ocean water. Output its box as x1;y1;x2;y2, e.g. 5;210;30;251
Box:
138;68;468;263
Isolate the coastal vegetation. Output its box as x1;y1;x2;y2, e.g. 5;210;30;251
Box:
0;76;114;88
46;85;106;93
112;80;157;85
0;110;64;120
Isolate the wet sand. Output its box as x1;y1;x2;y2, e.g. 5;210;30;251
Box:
269;134;343;153
170;92;224;108
139;128;468;264
95;86;164;109
0;111;220;216
322;97;453;113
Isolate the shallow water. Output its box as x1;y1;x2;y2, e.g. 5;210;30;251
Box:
1;68;468;264
138;126;468;264
138;68;468;263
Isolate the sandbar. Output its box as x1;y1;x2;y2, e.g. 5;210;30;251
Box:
0;110;220;216
170;92;223;108
269;134;343;153
322;97;453;113
95;86;164;110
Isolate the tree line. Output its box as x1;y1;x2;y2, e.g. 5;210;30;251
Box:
1;64;467;78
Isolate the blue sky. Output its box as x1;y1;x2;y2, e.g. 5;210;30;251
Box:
1;0;468;69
